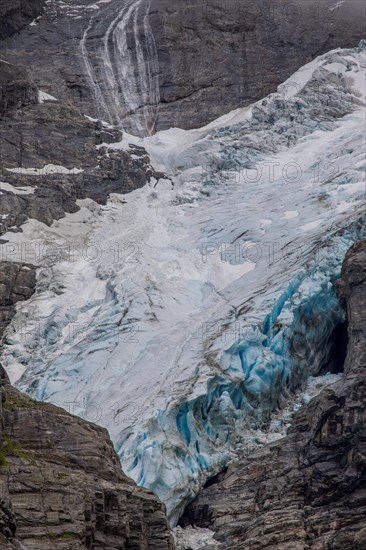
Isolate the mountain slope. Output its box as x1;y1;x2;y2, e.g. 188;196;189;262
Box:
2;45;365;524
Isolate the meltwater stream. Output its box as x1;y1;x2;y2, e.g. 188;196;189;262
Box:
80;0;159;135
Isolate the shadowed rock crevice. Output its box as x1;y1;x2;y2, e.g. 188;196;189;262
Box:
318;321;348;375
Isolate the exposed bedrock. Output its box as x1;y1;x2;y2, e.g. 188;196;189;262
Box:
150;0;366;130
0;367;175;549
0;0;365;132
0;0;46;40
0;262;36;345
180;239;366;549
0;61;38;116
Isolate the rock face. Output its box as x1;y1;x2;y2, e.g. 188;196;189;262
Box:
0;368;175;549
180;240;366;549
0;262;36;343
0;0;45;40
150;0;366;130
0;61;38;117
0;63;153;235
1;0;365;133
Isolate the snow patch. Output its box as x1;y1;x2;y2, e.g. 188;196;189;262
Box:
6;164;83;175
0;182;35;195
329;0;345;11
174;526;222;549
282;210;299;220
38;91;58;103
300;219;323;231
336;201;352;213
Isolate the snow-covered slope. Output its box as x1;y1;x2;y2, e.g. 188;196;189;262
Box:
2;45;365;524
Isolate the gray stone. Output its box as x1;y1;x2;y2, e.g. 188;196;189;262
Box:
0;370;175;549
0;0;45;40
0;263;36;344
0;61;38;117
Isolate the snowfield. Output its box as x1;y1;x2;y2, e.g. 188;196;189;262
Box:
2;46;366;524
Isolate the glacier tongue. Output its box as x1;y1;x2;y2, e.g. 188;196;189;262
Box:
2;46;366;524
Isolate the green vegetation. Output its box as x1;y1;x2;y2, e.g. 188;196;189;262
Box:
2;389;67;416
1;434;35;460
0;451;6;467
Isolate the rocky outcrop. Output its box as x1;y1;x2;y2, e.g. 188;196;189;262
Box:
1;0;365;132
0;61;38;117
0;97;152;234
180;240;366;549
150;0;366;130
0;262;36;343
0;367;175;549
0;76;152;224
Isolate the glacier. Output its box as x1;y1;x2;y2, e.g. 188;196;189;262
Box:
1;45;366;524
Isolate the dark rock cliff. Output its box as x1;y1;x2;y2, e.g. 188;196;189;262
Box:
0;0;45;40
180;240;366;549
0;0;365;132
150;0;366;130
0;367;175;549
0;61;38;116
0;262;36;343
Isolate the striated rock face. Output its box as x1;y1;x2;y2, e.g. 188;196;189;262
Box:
180;240;366;549
0;65;153;234
0;370;175;549
150;0;366;130
0;97;151;234
1;0;365;133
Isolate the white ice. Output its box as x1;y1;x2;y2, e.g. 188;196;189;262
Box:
6;164;83;175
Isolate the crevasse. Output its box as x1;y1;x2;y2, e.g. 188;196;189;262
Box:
116;222;364;523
